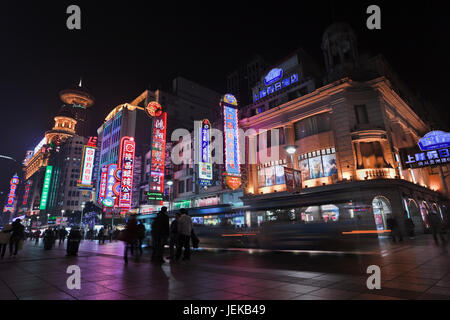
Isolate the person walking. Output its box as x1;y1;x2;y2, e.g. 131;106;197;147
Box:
176;209;193;261
386;215;403;243
59;227;67;245
151;206;169;263
8;219;25;257
34;229;41;245
0;224;12;259
428;212;446;245
167;213;180;260
404;217;415;239
136;221;146;255
122;214;138;264
99;227;105;244
66;227;82;256
43;227;55;250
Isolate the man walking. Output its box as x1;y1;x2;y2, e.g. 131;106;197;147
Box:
386;215;403;243
167;213;180;260
9;219;25;257
176;209;193;261
428;212;446;245
151;206;169;263
136;221;146;255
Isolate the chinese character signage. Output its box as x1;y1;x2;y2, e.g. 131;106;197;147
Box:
149;112;167;198
22;180;32;207
78;145;96;189
103;164;117;207
97;165;108;205
198;119;213;185
3;175;19;213
254;71;299;102
39;166;53;210
146;101;163;117
399;146;450;169
118;136;135;209
418;131;450;151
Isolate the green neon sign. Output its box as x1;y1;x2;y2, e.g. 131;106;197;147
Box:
39;165;53;210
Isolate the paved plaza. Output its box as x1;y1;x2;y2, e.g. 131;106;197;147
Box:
0;235;449;300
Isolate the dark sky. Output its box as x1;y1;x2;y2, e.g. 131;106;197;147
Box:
1;1;449;197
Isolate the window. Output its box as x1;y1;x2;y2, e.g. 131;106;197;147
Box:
178;180;185;194
294;113;331;140
354;105;369;124
298;147;337;180
257;164;286;187
186;179;192;192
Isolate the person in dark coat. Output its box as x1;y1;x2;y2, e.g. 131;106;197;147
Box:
167;213;180;260
66;228;82;256
123;215;138;263
8;219;25;257
136;222;146;255
151;206;169;263
428;212;446;245
59;227;68;245
43;227;55;250
386;215;403;242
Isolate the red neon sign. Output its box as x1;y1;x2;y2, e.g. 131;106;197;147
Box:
22;180;32;206
97;165;108;205
118;136;135;209
3;175;19;213
149;112;167;195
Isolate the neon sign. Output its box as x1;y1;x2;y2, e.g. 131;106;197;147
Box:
39;166;53;210
22;180;32;206
199;119;213;185
264;68;283;86
254;72;299;102
149;112;167;198
78;145;96;189
97;165;108;205
400;146;450;169
103;164;117;207
418;131;450;151
118;136;135;209
3;175;19;213
146;101;163;117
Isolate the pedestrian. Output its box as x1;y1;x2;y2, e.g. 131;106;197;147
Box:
151;206;169;263
99;227;105;244
121;214;138;264
59;227;67;245
404;216;415;239
136;221;146;255
0;224;12;259
428;212;446;245
167;213;180;260
108;227;113;242
386;215;403;243
8;219;25;257
34;229;41;245
66;227;82;256
176;208;193;261
43;227;55;250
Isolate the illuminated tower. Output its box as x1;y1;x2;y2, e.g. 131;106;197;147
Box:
45;105;78;147
59;79;95;137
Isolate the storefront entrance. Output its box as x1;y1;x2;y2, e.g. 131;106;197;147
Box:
372;196;391;230
407;199;425;234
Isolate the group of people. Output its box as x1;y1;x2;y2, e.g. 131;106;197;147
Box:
0;219;25;259
387;211;448;245
120;207;198;264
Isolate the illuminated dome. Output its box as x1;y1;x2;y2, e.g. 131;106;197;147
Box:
59;81;95;108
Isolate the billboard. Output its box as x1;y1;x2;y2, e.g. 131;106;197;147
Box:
284;167;302;193
39;166;53;210
149;112;167;198
103;164;117;207
97;165;108;205
399;146;450;169
3;175;19;213
198;119;213;185
118;136;135;209
78;145;96;189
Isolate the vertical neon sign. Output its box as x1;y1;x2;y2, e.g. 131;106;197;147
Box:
149;112;167;196
118;136;135;209
39;166;53;210
22;180;32;206
3;175;19;213
78;145;96;188
97;165;108;205
103;164;117;208
198;119;213;184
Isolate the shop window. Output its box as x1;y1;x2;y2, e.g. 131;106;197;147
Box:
178;180;185;194
298;147;337;180
257;164;285;187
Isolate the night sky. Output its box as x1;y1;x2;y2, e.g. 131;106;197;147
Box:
1;1;449;199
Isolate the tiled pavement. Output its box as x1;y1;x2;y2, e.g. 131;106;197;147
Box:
0;235;449;300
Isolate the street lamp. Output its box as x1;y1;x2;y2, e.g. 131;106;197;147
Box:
284;145;298;168
166;180;173;213
80;203;85;228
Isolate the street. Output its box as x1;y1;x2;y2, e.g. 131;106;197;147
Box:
0;235;449;300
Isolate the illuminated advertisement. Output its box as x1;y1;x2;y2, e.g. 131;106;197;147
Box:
254;72;299;102
399;146;450;169
78;145;96;189
149;112;167;197
103;164;117;207
418;131;450;151
284;167;302;193
22;180;32;206
3;175;19;213
39;166;53;210
97;165;108;205
222;94;241;190
146;101;163;117
198;119;213;185
118;136;135;209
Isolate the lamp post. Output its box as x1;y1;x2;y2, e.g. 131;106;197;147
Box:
166;180;173;213
284;145;298;168
80;203;85;228
61;210;65;226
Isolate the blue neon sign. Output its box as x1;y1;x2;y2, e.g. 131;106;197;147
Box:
254;73;299;102
264;68;283;86
418;131;450;151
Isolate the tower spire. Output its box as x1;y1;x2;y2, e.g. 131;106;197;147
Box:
78;77;82;88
